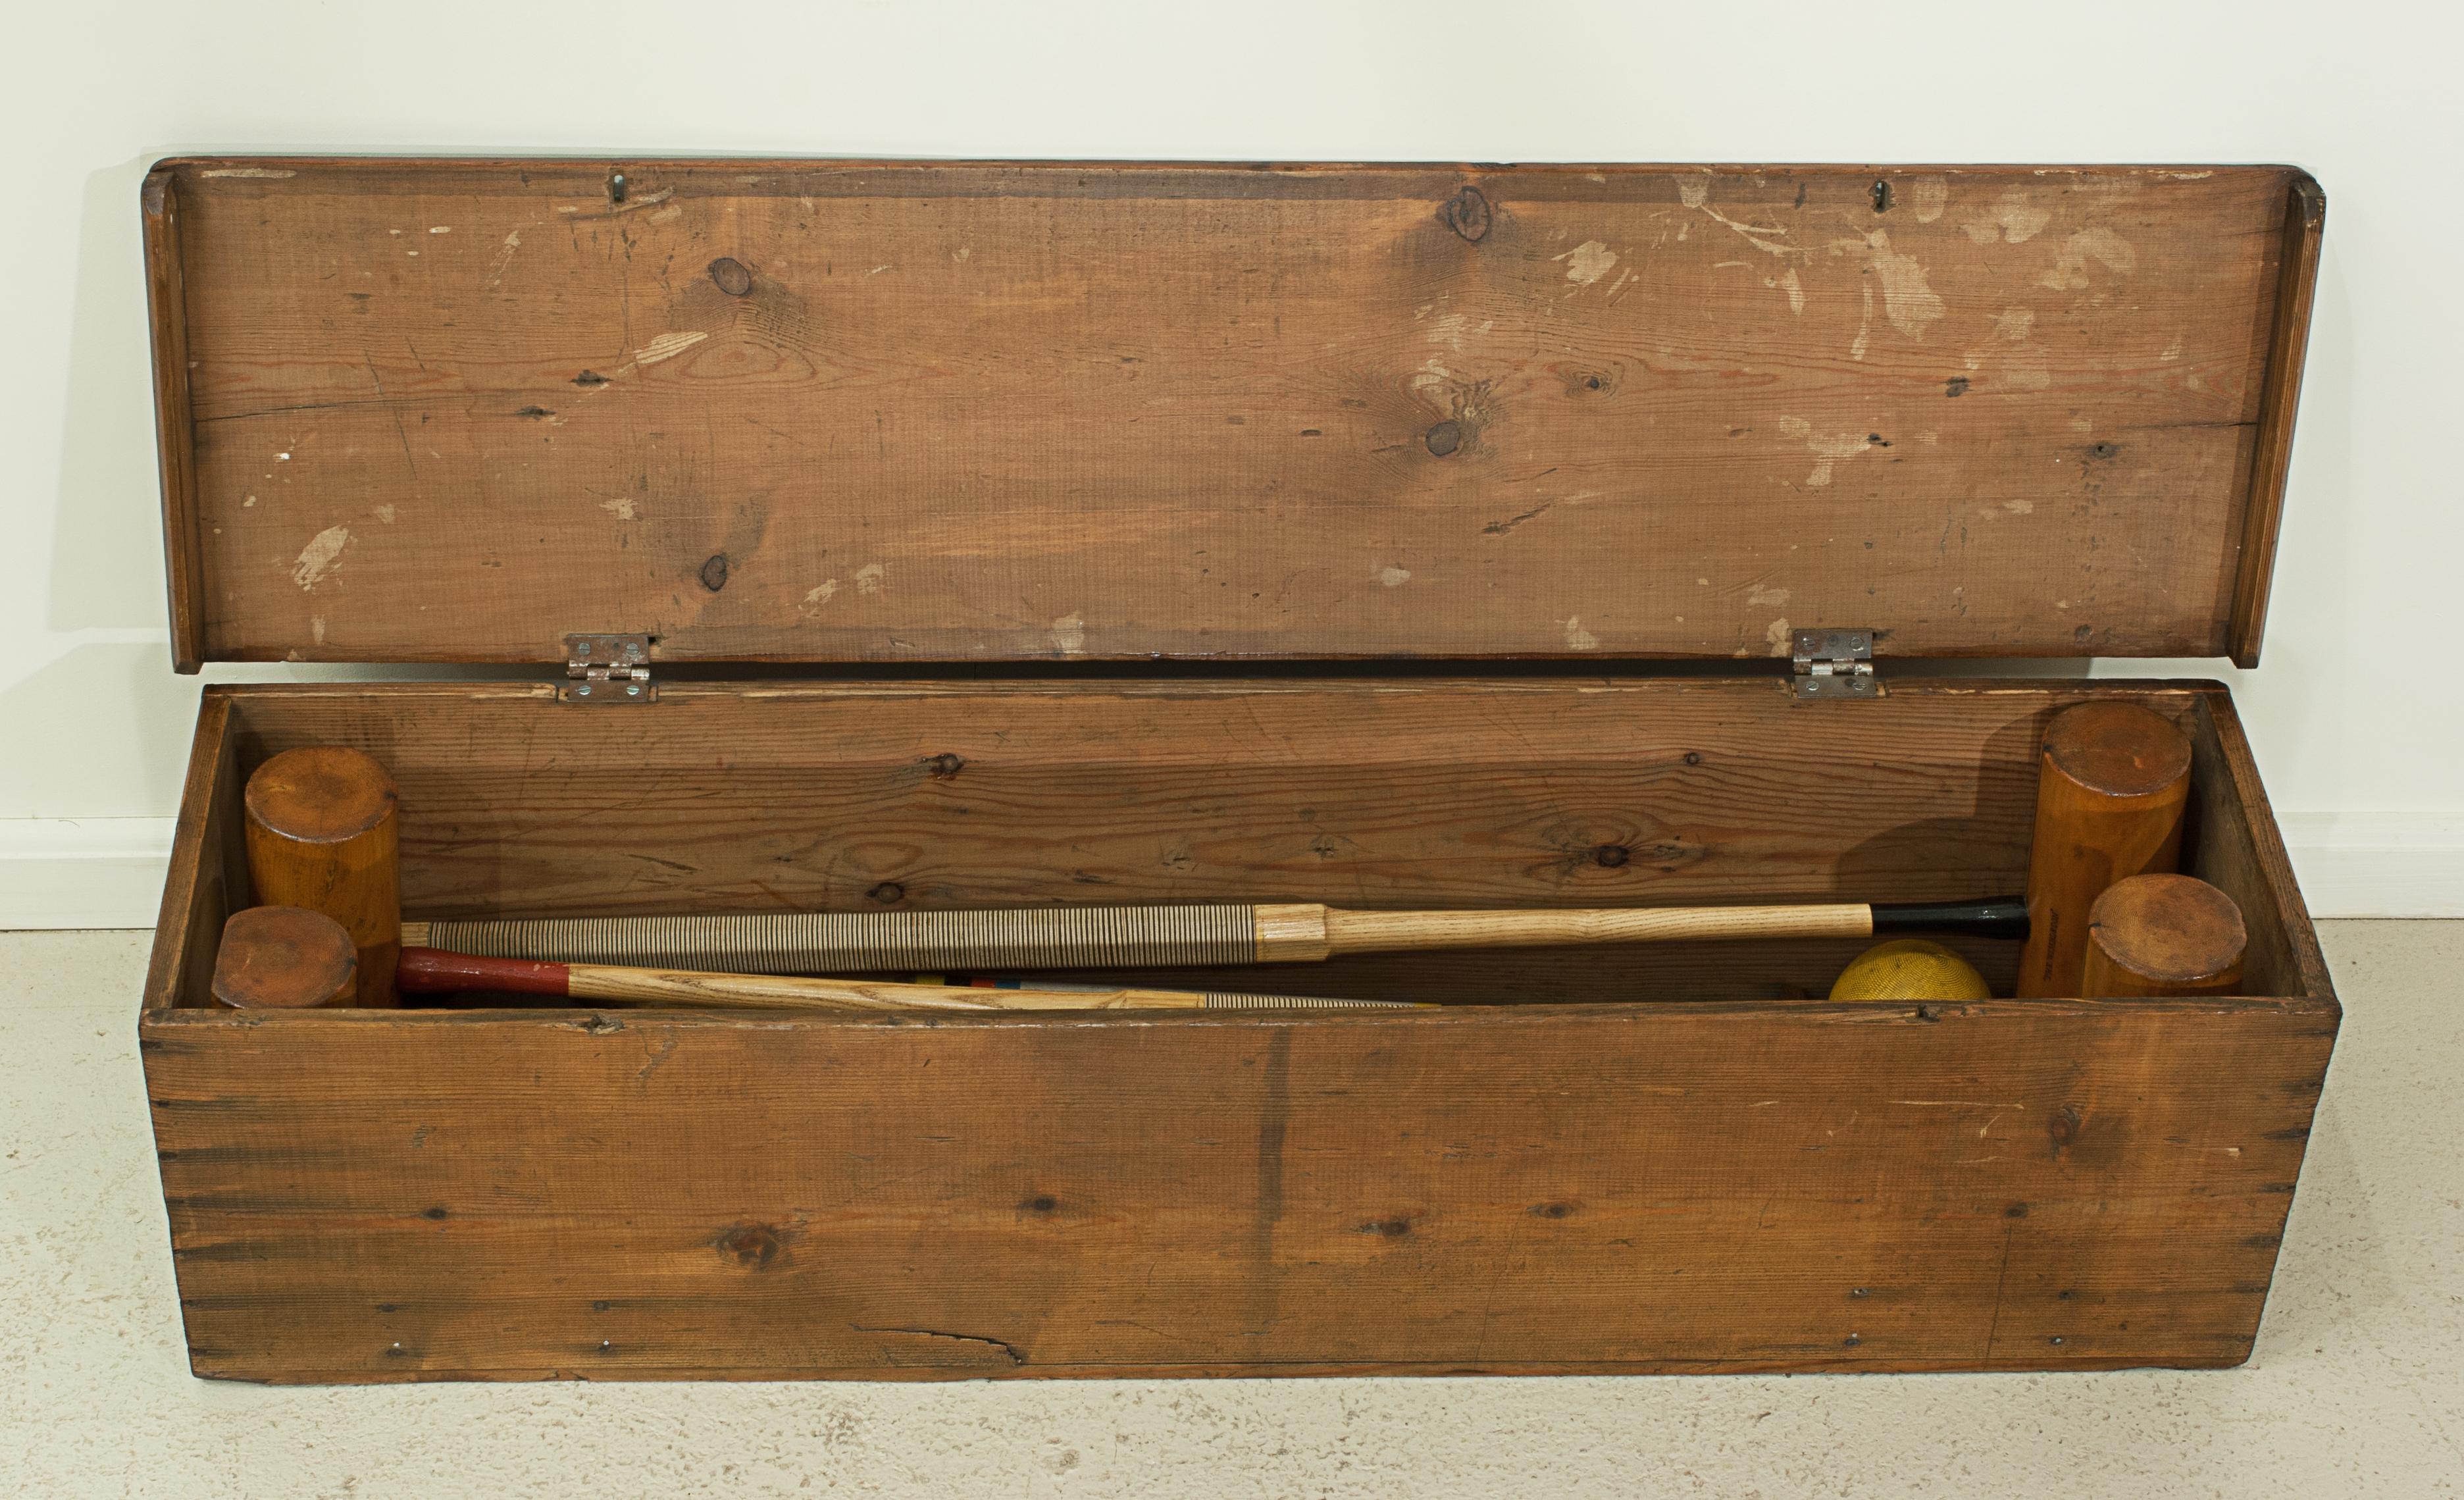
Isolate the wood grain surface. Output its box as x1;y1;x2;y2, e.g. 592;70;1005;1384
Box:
144;693;245;1020
243;747;401;1008
224;679;2120;915
159;678;2313;1003
1300;898;1878;957
2083;874;2247;998
2228;174;2326;667
144;992;2333;1381
2188;690;2326;1004
2015;702;2190;998
210;906;358;1010
143;159;2317;670
140;677;2334;1379
140;170;207;671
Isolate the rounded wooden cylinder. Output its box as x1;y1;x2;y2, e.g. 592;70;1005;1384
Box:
2082;874;2246;998
2015;702;2192;998
212;906;359;1010
244;746;401;1008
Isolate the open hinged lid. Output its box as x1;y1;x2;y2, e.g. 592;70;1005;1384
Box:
143;158;2321;673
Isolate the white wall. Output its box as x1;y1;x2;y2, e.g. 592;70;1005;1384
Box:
4;0;2458;924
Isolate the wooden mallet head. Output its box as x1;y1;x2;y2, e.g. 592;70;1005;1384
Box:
2083;874;2247;998
2016;702;2192;998
212;906;359;1010
244;746;401;1008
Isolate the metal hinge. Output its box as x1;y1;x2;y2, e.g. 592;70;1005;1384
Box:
1792;629;1878;700
561;633;656;704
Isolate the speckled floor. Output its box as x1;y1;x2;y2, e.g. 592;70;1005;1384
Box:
2;923;2456;1499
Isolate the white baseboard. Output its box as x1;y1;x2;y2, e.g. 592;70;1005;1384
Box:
2272;813;2464;918
3;812;2461;929
0;818;178;930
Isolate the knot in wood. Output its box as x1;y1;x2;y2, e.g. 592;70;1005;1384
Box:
1439;185;1491;242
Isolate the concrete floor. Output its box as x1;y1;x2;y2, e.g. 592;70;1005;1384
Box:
2;924;2457;1499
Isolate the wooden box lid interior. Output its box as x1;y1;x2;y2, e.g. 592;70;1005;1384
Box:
142;159;2321;671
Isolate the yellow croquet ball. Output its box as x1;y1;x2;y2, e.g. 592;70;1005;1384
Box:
1828;939;1993;1001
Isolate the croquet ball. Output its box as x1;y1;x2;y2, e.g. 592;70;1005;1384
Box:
1828;939;1992;1001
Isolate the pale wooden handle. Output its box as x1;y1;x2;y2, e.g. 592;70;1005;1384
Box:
565;964;1209;1012
1256;902;1876;960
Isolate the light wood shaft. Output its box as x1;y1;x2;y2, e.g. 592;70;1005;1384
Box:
564;964;1212;1012
1256;902;1877;961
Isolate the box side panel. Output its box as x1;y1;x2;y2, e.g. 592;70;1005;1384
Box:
140;692;242;1014
140;169;207;673
220;677;2143;918
140;691;244;1380
2186;692;2333;1004
159;159;2303;666
146;997;2333;1382
2228;174;2326;668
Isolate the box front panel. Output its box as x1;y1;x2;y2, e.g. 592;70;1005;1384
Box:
147;996;2329;1381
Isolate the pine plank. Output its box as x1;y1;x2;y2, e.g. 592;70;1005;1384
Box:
147;161;2314;666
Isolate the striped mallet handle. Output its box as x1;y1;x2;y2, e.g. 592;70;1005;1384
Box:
401;896;2025;977
396;948;1422;1012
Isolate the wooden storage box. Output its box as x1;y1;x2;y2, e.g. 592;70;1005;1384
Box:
138;159;2332;1382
